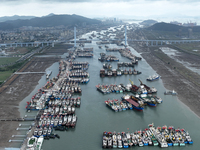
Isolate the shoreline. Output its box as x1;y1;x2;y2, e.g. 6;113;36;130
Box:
130;43;200;118
0;56;60;148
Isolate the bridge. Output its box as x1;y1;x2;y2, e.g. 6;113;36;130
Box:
1;26;200;48
0;41;54;48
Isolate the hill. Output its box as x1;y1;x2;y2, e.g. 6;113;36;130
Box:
147;22;200;32
140;19;158;26
0;15;35;22
0;14;101;30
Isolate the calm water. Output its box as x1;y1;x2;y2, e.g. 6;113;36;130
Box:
15;28;200;150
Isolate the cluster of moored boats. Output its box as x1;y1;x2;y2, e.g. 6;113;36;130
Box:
69;70;89;78
102;123;193;148
105;94;162;112
98;53;119;62
96;80;157;95
26;59;88;150
117;61;137;67
67;62;90;84
35;114;77;137
100;68;141;77
74;47;94;58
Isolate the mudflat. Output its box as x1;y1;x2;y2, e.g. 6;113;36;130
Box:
130;42;200;117
0;51;62;148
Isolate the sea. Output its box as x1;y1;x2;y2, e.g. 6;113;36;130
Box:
10;25;200;150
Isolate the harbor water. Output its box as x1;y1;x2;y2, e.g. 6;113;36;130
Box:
17;28;200;150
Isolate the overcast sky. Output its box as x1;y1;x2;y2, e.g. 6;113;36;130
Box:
1;0;200;22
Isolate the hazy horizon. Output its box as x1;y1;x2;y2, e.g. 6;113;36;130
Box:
1;0;200;24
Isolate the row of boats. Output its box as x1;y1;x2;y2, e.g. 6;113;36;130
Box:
96;81;157;95
26;85;82;111
117;61;137;67
102;123;193;148
98;53;119;62
105;94;162;112
37;114;77;130
100;68;141;77
26;60;88;149
69;72;89;78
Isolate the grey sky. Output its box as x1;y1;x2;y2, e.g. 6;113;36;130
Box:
0;0;200;23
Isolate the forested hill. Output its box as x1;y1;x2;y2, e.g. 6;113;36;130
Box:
0;14;101;30
148;22;200;32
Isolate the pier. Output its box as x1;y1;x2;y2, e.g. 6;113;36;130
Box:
0;118;35;121
14;72;46;75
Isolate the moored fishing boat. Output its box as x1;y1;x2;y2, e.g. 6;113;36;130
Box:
146;74;160;81
112;131;118;148
27;136;38;149
117;132;123;148
122;95;144;111
102;131;108;149
36;136;44;150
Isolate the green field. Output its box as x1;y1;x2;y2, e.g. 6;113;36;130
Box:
0;59;27;85
0;70;13;83
0;57;19;66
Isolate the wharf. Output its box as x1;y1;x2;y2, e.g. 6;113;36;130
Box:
0;118;35;121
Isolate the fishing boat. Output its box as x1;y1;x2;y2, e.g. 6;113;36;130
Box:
46;70;52;79
71;114;77;128
146;74;160;81
164;90;177;95
112;131;118;148
181;129;193;144
36;136;44;150
116;132;122;148
130;132;138;146
122;95;144;111
102;131;108;148
27;136;38;149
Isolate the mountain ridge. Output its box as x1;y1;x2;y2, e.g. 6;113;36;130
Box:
0;14;101;30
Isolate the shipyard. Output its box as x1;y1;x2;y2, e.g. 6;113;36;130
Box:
0;17;200;150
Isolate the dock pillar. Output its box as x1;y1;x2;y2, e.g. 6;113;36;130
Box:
52;42;54;47
146;41;148;46
9;140;24;143
26;43;28;47
74;27;77;48
151;41;153;46
125;25;127;46
12;135;26;138
156;41;158;46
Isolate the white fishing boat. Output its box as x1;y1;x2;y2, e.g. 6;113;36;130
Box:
27;136;38;149
36;136;44;150
147;74;160;81
46;70;52;79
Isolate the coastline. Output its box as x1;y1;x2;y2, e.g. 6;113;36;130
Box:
130;43;200;118
0;57;59;148
1;38;200;148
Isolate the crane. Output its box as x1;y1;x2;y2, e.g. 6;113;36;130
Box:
129;79;134;85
